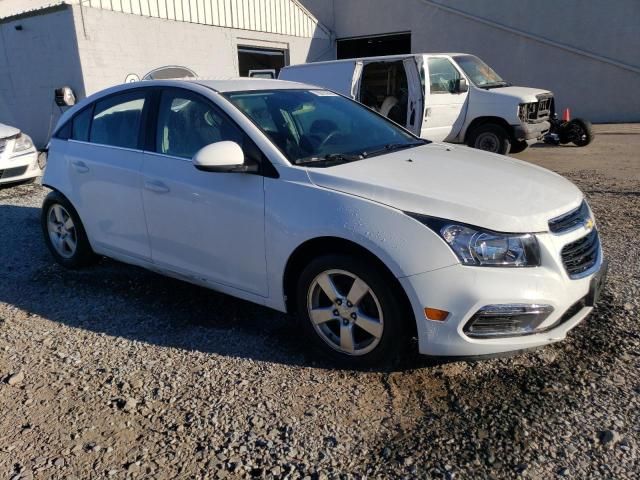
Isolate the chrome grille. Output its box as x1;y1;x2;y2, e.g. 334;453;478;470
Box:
561;229;600;278
549;201;591;234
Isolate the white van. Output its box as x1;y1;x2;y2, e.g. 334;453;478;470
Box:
280;53;553;154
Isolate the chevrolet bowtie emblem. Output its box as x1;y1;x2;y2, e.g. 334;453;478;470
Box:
584;218;595;231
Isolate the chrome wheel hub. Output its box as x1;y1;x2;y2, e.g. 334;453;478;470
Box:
47;204;77;259
307;269;384;356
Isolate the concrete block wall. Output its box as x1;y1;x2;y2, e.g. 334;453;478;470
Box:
0;6;85;147
72;5;332;95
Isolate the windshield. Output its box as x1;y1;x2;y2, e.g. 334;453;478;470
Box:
223;89;425;166
453;55;508;88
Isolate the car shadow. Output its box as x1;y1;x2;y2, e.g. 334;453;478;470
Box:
0;203;442;372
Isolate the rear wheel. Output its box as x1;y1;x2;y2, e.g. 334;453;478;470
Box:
41;191;96;269
296;254;407;368
467;123;511;155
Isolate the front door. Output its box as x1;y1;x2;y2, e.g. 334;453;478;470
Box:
422;57;469;142
141;88;268;296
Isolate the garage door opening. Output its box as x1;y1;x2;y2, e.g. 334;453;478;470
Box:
337;32;411;60
238;46;288;79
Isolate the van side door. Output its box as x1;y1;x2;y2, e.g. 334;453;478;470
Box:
403;58;424;135
422;56;469;142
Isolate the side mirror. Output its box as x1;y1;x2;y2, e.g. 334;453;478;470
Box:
457;78;469;94
193;141;252;173
55;86;76;106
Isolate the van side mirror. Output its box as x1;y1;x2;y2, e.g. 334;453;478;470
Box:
55;86;76;106
193;141;255;173
457;78;469;94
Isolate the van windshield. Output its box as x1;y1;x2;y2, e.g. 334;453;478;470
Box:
453;55;508;89
224;89;426;167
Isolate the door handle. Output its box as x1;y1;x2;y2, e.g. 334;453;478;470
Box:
144;180;170;194
71;160;89;173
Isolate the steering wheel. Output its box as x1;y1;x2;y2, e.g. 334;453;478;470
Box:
318;130;341;150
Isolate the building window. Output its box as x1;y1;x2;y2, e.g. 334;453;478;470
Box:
143;66;197;80
238;46;288;78
337;32;411;60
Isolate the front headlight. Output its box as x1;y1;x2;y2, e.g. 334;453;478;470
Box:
407;214;541;267
12;133;34;153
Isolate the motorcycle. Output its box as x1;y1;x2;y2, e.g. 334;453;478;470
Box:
544;106;594;147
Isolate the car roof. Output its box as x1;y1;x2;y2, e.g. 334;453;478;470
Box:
187;77;317;92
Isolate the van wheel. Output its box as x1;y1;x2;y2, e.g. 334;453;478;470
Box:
468;124;511;155
296;254;407;368
509;140;529;154
41;191;96;269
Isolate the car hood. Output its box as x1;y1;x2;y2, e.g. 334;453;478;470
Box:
305;143;583;233
475;85;552;103
0;123;20;139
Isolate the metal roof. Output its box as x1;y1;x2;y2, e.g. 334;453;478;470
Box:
0;0;330;39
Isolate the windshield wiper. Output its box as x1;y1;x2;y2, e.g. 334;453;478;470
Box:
294;153;364;166
361;140;428;158
480;81;510;89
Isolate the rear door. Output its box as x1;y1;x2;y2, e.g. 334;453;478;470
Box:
422;56;469;142
141;88;268;296
65;89;151;260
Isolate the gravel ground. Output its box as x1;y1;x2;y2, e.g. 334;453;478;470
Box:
1;130;639;479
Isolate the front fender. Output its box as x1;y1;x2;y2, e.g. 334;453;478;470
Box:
262;167;458;311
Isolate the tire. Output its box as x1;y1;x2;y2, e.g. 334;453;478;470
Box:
296;254;408;368
467;123;511;155
509;140;529;154
563;119;594;147
41;191;97;269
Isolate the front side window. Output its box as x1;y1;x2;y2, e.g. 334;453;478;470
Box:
224;90;423;166
90;91;146;148
427;58;461;94
156;90;250;160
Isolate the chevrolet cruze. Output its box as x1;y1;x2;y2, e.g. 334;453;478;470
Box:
41;79;607;367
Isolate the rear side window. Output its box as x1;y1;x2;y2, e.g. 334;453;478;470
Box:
90;91;146;149
71;107;92;141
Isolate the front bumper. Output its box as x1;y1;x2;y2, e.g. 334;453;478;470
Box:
0;149;40;184
401;227;604;357
513;121;550;141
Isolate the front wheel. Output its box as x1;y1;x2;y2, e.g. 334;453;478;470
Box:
467;123;511;155
41;191;97;269
296;254;408;368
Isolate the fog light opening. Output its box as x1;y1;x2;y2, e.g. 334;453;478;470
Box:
464;304;553;338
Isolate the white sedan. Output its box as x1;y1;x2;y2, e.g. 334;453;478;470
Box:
41;79;607;367
0;123;40;185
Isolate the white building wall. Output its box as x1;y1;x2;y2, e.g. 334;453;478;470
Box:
72;4;331;94
0;6;85;147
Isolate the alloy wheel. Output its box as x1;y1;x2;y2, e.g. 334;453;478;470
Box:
307;269;384;356
47;204;77;259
